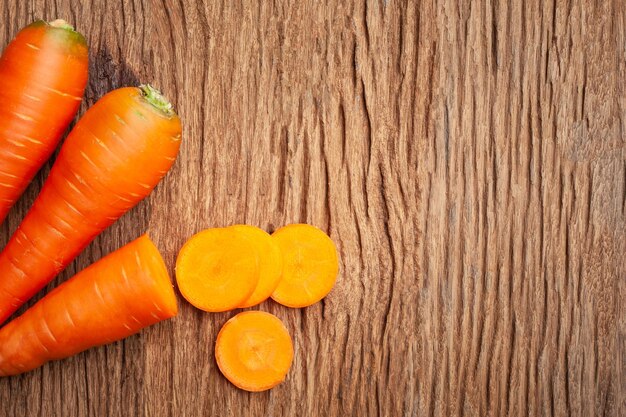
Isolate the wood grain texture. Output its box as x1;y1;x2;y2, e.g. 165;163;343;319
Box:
0;0;624;416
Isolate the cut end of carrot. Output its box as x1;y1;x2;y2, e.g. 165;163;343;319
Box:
176;228;260;312
270;224;339;308
139;85;175;118
136;235;178;319
215;311;294;392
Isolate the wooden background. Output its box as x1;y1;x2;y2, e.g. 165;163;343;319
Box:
0;0;624;416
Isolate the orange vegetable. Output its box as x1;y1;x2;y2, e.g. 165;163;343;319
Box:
0;85;181;324
176;227;260;312
271;224;339;308
0;19;88;224
0;235;177;377
230;225;284;308
215;311;294;392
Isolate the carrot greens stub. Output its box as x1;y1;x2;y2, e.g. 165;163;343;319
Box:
140;84;175;117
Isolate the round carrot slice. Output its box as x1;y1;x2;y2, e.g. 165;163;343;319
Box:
229;225;284;308
215;311;294;392
176;228;260;312
270;224;339;308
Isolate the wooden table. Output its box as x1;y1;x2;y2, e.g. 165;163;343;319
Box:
1;1;623;416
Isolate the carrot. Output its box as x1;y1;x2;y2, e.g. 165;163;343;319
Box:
0;234;177;377
0;85;181;325
215;311;294;392
229;225;284;308
176;227;260;312
271;224;339;308
0;19;88;224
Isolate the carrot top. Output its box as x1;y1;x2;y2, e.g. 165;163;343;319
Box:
139;84;175;117
47;19;75;31
25;19;87;52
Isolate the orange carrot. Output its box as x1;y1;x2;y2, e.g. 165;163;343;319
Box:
176;227;260;312
230;225;284;308
0;85;181;324
0;20;88;224
271;224;339;308
215;311;294;392
0;235;177;377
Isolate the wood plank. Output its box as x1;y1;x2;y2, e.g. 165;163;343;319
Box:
0;0;623;415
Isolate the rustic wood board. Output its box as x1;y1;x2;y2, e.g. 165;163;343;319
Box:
0;0;624;416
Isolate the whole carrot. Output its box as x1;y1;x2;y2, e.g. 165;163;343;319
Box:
0;19;88;223
0;85;181;324
0;235;178;377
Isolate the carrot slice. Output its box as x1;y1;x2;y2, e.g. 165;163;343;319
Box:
176;228;260;312
215;311;294;392
270;224;339;308
229;225;284;308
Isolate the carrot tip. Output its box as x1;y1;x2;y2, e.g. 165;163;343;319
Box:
139;85;175;117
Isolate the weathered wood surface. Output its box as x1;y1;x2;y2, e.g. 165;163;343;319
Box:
0;0;624;416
